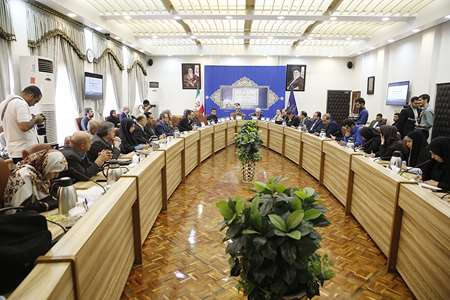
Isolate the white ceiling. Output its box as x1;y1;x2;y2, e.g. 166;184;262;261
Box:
37;0;450;57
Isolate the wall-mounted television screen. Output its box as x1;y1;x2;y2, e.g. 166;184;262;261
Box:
386;81;410;106
84;72;103;100
220;86;268;109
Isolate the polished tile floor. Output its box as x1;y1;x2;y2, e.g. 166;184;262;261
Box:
122;147;414;300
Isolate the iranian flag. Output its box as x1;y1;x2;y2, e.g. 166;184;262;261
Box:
195;83;204;115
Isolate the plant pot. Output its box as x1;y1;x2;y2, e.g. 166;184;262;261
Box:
241;160;256;182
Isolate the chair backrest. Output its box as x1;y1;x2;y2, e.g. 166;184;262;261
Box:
75;117;83;131
22;144;52;159
0;159;11;208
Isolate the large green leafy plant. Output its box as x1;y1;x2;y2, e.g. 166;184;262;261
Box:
235;120;262;163
216;177;334;300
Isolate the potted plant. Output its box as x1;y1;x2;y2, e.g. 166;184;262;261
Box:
216;177;334;300
235;120;262;182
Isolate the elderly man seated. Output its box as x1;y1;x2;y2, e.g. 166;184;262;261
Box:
60;131;111;182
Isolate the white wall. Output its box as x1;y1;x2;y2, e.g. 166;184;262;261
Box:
352;20;450;123
149;56;355;116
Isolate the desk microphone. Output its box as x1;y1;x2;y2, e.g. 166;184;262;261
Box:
71;169;107;194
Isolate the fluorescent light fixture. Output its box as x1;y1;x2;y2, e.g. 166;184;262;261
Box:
277;16;285;20
225;16;233;20
412;28;420;33
346;36;352;41
387;39;395;43
445;14;450;19
94;26;103;31
67;13;77;18
174;15;182;20
128;43;134;47
124;15;132;20
382;17;390;22
358;51;363;55
329;16;338;21
328;55;333;58
190;35;197;39
167;54;172;56
152;35;158;39
229;36;235;39
268;36;274;39
369;47;375;50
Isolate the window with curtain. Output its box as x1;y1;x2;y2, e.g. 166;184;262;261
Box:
55;63;77;144
103;65;118;117
0;0;15;99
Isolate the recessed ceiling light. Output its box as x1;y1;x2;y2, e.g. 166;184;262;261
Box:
199;54;203;56
94;26;103;31
329;16;338;21
346;36;352;41
268;36;274;39
229;36;235;39
225;16;233;20
115;37;121;40
190;35;197;39
67;13;77;18
387;39;395;43
152;35;158;39
358;51;363;55
295;55;299;57
124;15;132;20
168;54;172;57
445;15;450;19
307;36;313;40
382;17;390;22
174;15;182;20
412;28;420;33
328;55;333;58
369;47;375;50
277;16;285;20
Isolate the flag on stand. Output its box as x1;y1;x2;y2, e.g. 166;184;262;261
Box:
195;83;204;115
288;88;298;115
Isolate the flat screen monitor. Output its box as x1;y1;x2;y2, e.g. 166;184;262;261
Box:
221;86;268;109
84;72;103;100
386;81;410;106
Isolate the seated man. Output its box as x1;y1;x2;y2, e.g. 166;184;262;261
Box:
61;131;111;182
87;119;100;137
105;110;120;127
133;115;151;144
341;119;362;146
308;111;323;133
155;112;174;137
392;112;400;127
321;114;341;138
178;109;195;132
230;103;244;120
369;113;386;129
88;121;121;162
285;110;300;127
144;112;158;140
299;111;310;127
251;108;263;120
206;108;219;124
80;108;94;131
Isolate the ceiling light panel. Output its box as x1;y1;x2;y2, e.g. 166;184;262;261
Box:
254;0;333;16
250;38;296;46
121;19;186;35
251;20;314;37
86;0;168;15
184;19;245;36
171;0;246;15
299;39;354;46
312;21;392;37
335;0;434;16
199;38;244;45
141;38;196;46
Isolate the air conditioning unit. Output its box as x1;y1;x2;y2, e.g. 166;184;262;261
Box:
19;56;57;143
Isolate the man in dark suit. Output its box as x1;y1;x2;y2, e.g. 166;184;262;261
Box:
178;109;195;132
369;113;387;129
61;131;111;182
155;112;175;137
397;96;422;138
299;111;310;128
308;111;323;133
321;114;341;138
207;108;219;124
133;115;151;144
285;110;300;127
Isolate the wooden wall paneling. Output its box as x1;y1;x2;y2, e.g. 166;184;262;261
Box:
283;126;302;165
394;184;450;300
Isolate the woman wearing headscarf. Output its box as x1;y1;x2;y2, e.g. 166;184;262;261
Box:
421;137;450;191
403;130;429;167
376;125;406;161
119;118;146;154
4;149;67;210
359;127;381;154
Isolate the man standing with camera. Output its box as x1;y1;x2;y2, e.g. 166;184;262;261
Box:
0;86;45;163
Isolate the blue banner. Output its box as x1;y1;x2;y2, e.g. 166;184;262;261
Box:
204;65;286;119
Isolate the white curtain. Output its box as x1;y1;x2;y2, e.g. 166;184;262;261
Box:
92;32;123;114
0;0;15;99
127;48;148;109
26;5;85;114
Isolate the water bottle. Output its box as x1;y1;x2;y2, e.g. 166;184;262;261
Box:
389;151;403;173
346;137;355;149
319;129;326;139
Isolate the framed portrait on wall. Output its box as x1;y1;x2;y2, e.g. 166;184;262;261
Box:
182;63;201;89
285;64;306;91
367;76;375;95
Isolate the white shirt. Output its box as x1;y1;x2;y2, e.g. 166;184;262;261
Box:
0;95;38;158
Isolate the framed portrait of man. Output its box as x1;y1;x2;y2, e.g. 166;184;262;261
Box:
285;65;306;91
182;63;201;89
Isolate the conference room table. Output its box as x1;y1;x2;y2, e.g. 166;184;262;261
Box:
226;120;236;146
213;122;227;153
268;122;284;155
256;120;269;146
10;121;448;300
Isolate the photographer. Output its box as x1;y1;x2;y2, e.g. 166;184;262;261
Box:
134;99;156;116
0;86;45;163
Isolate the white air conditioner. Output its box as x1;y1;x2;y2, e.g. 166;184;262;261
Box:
19;56;57;143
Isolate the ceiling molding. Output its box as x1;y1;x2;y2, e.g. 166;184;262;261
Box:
159;0;201;47
137;34;370;42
